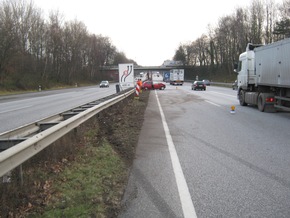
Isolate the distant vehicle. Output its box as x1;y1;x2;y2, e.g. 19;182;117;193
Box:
202;79;210;86
232;80;237;90
169;69;184;85
192;81;206;91
99;80;109;88
142;81;166;90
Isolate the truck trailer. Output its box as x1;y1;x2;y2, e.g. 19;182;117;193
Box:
236;38;290;112
169;69;184;85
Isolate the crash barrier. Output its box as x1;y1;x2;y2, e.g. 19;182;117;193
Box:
187;81;233;88
210;82;233;88
0;88;135;178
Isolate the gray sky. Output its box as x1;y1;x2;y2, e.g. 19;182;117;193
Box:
35;0;283;66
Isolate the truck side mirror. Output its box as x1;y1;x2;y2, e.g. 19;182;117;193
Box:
233;63;238;70
233;63;238;73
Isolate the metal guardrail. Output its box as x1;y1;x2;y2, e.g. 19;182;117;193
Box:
210;82;233;88
0;89;135;177
185;80;233;88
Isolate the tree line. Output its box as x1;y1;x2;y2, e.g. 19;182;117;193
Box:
173;0;290;80
0;0;136;90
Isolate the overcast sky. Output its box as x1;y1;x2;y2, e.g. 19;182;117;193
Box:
35;0;283;66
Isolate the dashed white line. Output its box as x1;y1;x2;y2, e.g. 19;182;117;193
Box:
155;91;197;218
0;105;33;114
204;100;221;107
208;91;236;98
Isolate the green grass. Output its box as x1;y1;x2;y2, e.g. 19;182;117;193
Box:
30;141;127;218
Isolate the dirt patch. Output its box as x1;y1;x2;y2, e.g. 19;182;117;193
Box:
0;90;150;217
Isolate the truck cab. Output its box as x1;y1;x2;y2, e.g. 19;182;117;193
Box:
237;43;260;91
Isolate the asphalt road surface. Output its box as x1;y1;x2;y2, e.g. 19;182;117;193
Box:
0;85;117;134
119;83;290;218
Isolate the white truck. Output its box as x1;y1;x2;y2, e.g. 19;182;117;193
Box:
236;38;290;112
170;69;184;85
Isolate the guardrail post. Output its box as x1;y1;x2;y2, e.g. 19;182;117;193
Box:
19;165;23;186
2;171;11;183
115;84;120;93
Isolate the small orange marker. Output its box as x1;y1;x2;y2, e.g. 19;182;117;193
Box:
230;105;236;114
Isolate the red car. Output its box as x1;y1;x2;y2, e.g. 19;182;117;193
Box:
142;81;166;90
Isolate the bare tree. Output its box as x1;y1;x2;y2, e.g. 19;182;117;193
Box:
264;0;279;43
280;0;290;18
195;34;209;67
0;0;43;88
44;11;64;82
0;0;136;90
62;20;88;83
0;0;18;85
249;0;265;43
9;0;42;54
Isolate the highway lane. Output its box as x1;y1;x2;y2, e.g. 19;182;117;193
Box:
120;83;290;217
163;83;290;217
0;85;117;134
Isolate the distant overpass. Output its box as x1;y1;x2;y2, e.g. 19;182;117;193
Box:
100;65;190;80
100;65;202;80
100;65;184;72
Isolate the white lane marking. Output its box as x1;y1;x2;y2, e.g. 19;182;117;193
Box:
0;105;32;114
208;91;236;98
155;91;197;218
204;100;221;107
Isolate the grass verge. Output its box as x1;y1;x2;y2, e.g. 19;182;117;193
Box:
33;140;127;218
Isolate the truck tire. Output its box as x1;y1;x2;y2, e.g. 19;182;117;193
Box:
258;93;276;112
239;90;247;106
257;93;265;112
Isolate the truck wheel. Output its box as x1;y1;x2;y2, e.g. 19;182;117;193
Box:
258;93;276;112
239;90;247;106
257;93;265;112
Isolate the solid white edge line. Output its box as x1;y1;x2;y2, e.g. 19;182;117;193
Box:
155;91;197;218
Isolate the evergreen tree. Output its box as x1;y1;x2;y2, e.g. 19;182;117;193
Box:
273;18;290;38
